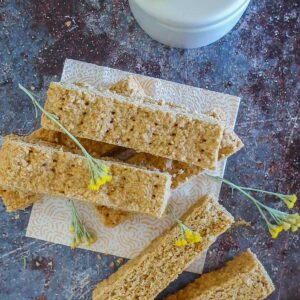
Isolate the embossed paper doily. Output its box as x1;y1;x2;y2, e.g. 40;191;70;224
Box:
26;59;240;274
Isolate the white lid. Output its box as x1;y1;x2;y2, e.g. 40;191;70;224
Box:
133;0;248;28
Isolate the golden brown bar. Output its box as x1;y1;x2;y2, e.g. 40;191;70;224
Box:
42;82;223;169
0;136;171;217
127;128;243;189
166;249;275;300
30;127;243;189
95;129;243;227
0;125;242;218
92;195;234;299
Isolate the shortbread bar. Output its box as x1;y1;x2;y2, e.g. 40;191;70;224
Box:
0;136;171;217
42;82;223;169
166;249;275;300
92;195;234;299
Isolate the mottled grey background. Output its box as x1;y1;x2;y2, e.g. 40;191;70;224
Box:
0;1;299;300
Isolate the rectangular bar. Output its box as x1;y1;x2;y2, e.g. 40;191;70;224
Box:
0;136;171;217
92;195;234;299
127;128;243;189
0;128;242;226
166;249;275;300
42;82;223;169
93;129;243;227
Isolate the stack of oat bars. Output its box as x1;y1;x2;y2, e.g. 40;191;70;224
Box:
0;77;275;299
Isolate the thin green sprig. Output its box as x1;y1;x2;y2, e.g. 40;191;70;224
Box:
18;84;112;190
206;174;299;238
69;200;96;248
234;186;297;209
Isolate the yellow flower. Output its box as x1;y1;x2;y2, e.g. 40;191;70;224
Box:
191;232;201;243
96;174;112;186
281;221;291;231
69;200;97;249
185;229;194;241
88;174;112;191
71;237;81;249
88;234;97;245
70;240;76;249
291;225;298;233
287;213;300;227
175;223;202;246
268;224;283;239
88;183;99;191
282;194;297;209
83;233;96;246
185;231;201;244
175;238;188;247
69;224;75;234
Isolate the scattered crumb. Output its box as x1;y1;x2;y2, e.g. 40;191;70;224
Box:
14;214;20;220
97;254;102;260
233;218;252;228
109;261;115;268
35;261;41;267
96;264;100;270
30;85;35;91
65;20;72;27
47;261;53;267
117;258;124;265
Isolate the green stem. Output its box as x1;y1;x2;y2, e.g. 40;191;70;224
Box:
167;204;181;223
19;84;92;159
206;174;279;223
237;186;284;198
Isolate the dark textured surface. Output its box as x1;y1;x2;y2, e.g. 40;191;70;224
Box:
0;1;299;299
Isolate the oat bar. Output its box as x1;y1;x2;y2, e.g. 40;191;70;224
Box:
42;82;223;169
92;195;234;299
166;249;275;300
0;136;171;217
0;128;242;226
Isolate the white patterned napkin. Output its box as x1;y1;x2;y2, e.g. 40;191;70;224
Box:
26;59;240;274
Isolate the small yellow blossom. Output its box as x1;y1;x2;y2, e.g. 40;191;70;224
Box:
291;225;298;233
185;230;201;243
191;232;201;243
88;174;112;191
175;238;188;247
88;183;99;191
268;224;283;239
287;213;300;227
287;214;298;224
281;194;297;209
185;229;194;241
281;221;291;231
97;174;112;186
205;174;299;240
69;200;97;249
69;224;75;234
175;223;201;247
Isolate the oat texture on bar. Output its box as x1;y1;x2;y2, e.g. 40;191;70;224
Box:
42;82;223;169
166;249;275;300
92;195;234;300
0;135;171;217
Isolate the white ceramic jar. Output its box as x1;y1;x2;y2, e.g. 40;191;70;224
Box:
129;0;250;49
